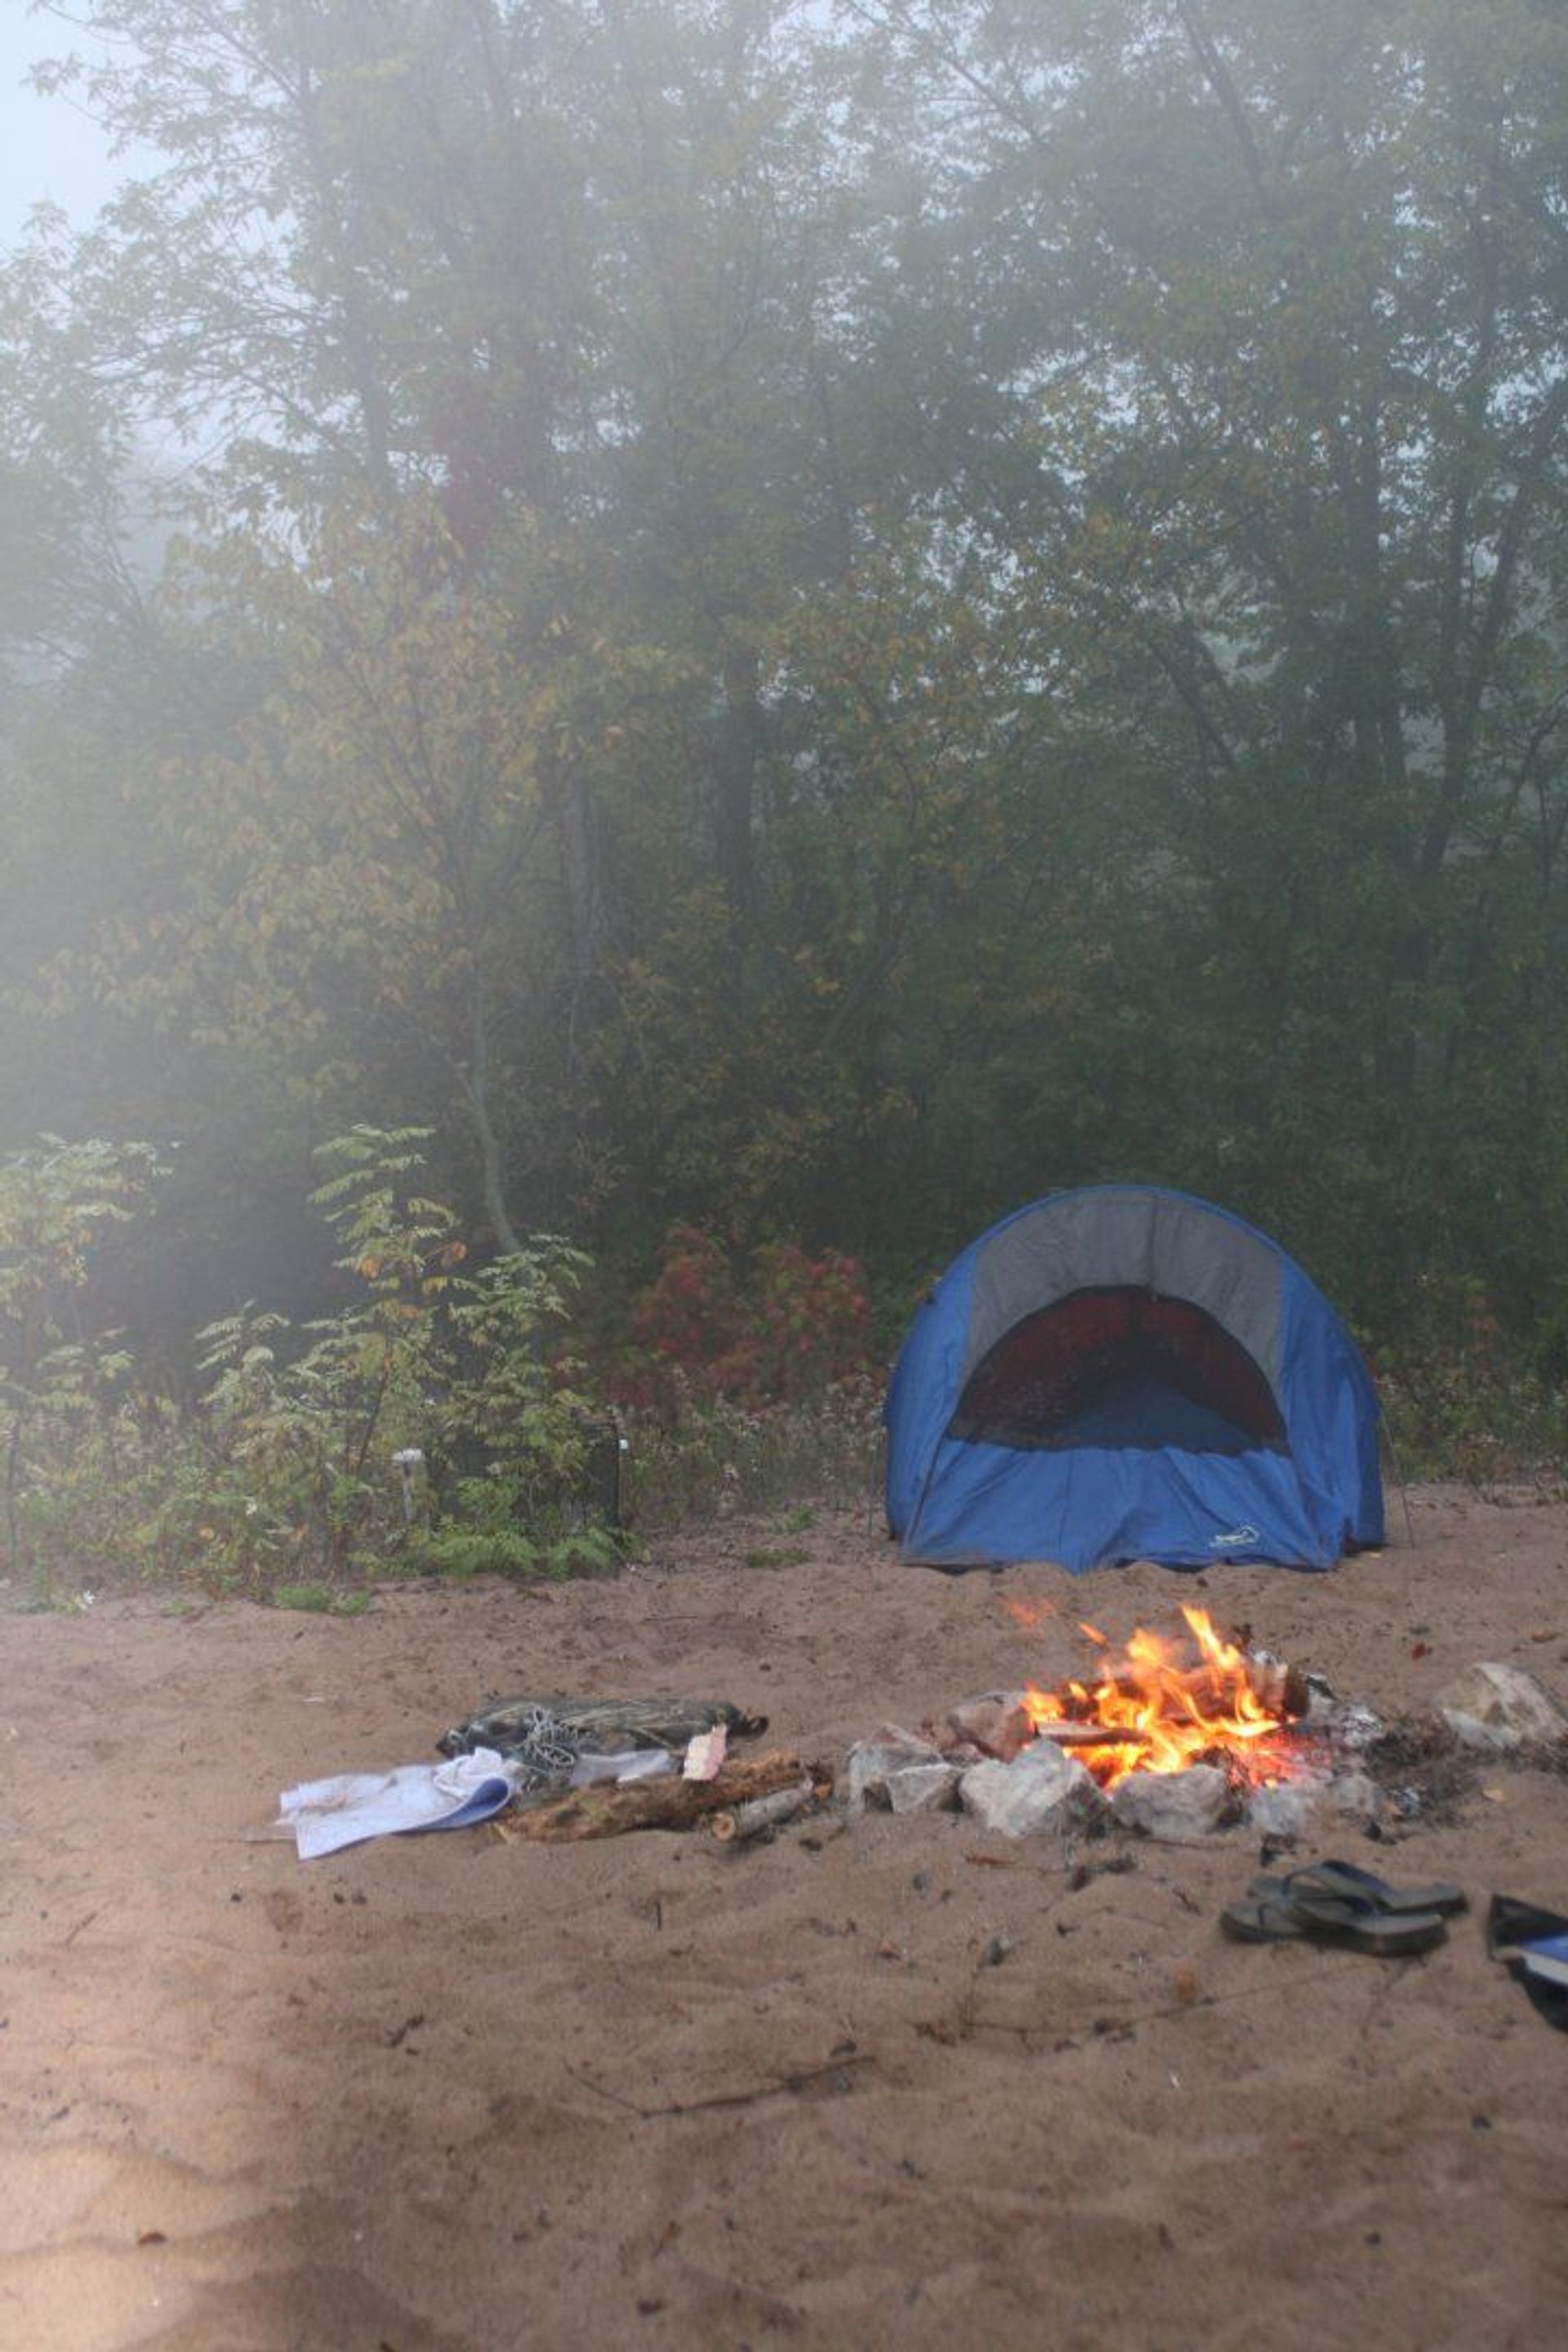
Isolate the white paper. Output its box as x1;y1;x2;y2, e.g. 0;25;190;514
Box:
683;1726;728;1781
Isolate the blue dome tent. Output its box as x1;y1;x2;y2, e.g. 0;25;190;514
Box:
884;1187;1383;1572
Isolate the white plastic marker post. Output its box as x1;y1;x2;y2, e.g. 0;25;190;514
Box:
392;1447;425;1527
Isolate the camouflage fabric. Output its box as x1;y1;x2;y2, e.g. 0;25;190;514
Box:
438;1695;768;1761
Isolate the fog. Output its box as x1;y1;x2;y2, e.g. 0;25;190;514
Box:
2;0;1567;1575
0;9;138;242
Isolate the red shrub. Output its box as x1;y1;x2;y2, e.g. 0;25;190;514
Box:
604;1227;875;1413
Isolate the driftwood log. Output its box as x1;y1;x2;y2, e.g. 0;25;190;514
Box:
493;1750;827;1842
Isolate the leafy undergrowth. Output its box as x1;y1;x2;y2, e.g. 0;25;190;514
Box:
621;1376;884;1532
0;1149;887;1608
1374;1276;1568;1490
8;1137;1568;1615
0;1130;622;1610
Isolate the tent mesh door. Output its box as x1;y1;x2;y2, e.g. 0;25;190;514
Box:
948;1286;1288;1455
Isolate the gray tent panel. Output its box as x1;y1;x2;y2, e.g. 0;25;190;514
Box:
960;1186;1284;1393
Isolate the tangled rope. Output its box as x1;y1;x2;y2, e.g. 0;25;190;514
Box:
499;1705;582;1792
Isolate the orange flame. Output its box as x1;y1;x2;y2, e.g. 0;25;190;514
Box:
1020;1605;1296;1790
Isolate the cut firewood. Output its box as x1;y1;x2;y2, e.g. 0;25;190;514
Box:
1027;1722;1151;1748
708;1776;817;1844
493;1750;825;1842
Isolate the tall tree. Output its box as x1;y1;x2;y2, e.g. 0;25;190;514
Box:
847;0;1568;1307
9;0;1568;1353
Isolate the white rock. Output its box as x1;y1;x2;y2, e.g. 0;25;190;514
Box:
1437;1663;1568;1752
1112;1763;1232;1841
1245;1779;1321;1841
885;1760;964;1815
842;1729;945;1816
960;1742;1103;1838
1322;1769;1383;1826
1246;1765;1380;1839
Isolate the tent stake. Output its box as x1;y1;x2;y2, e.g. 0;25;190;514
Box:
1379;1422;1419;1553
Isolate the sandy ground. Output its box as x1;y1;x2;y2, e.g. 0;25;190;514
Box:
2;1484;1567;2352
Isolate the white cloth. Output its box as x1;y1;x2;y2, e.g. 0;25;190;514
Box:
566;1747;674;1787
277;1746;520;1860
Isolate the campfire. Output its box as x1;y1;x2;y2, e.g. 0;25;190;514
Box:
1018;1605;1306;1792
842;1602;1349;1842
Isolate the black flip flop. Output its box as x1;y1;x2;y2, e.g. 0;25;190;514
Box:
1286;1894;1448;1955
1250;1858;1467;1917
1223;1890;1447;1956
1221;1894;1309;1944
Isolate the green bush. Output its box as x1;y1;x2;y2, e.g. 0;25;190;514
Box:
1375;1272;1568;1486
0;1126;612;1597
622;1373;884;1528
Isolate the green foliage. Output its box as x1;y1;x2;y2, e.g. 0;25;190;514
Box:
270;1583;372;1616
6;0;1568;1439
0;1136;165;1588
185;1128;602;1584
0;1127;614;1597
622;1376;884;1529
768;1505;817;1536
738;1544;813;1570
403;1520;624;1584
1376;1275;1568;1486
439;1246;599;1494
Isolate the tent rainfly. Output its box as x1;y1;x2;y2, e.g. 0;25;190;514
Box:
884;1186;1383;1572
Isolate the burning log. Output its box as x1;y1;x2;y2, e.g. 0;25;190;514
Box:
1018;1606;1306;1790
495;1751;825;1842
1026;1722;1152;1750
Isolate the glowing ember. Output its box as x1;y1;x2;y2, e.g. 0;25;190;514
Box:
1019;1606;1302;1790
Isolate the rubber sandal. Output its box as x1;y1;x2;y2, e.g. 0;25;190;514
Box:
1220;1895;1311;1944
1488;1895;1568;2033
1223;1890;1447;1955
1486;1893;1568;1954
1250;1859;1467;1917
1285;1894;1447;1955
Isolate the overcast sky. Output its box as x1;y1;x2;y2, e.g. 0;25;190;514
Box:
0;8;140;247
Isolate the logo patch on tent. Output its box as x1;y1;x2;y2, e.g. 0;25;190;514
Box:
1209;1524;1261;1550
